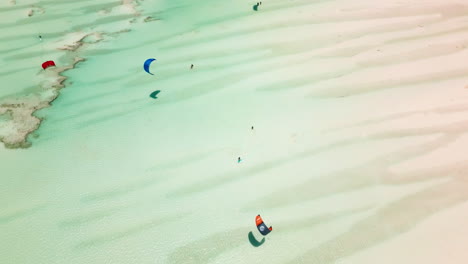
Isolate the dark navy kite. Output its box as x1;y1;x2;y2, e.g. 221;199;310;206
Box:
255;215;272;236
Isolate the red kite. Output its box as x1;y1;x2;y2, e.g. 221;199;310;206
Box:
42;60;56;70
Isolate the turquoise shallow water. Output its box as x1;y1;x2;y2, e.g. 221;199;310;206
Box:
3;0;468;263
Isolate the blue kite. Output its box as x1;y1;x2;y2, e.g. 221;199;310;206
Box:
144;58;156;75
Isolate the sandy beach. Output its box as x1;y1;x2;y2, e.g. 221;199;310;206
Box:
1;0;468;263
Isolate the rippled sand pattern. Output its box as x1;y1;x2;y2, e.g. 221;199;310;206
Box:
1;0;468;263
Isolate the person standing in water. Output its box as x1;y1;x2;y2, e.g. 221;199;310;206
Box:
238;157;241;163
190;64;194;69
39;35;42;41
